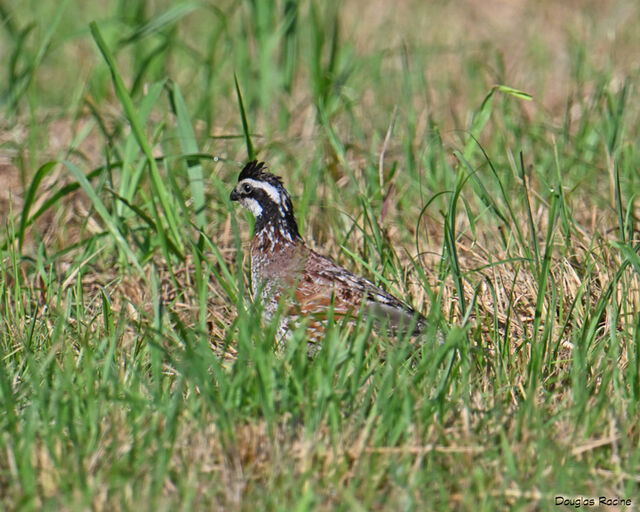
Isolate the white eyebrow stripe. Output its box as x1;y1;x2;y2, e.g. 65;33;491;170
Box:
239;178;282;205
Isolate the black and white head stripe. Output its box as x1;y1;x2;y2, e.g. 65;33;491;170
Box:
237;161;288;204
231;160;301;238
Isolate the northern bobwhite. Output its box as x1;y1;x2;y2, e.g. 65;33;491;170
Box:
230;160;438;345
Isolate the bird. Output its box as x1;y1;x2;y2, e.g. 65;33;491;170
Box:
230;160;439;347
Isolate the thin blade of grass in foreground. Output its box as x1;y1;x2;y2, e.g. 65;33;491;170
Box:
17;161;57;249
169;81;206;230
519;151;541;273
89;21;184;255
234;74;255;160
462;84;532;162
63;160;143;273
118;80;165;212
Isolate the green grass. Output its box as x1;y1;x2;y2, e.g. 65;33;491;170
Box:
1;1;639;510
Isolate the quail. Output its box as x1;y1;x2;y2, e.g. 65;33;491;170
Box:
230;160;439;346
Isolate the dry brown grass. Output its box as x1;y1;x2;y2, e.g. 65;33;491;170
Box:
1;1;639;509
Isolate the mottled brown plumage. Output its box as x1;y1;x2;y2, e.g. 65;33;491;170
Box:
230;160;435;345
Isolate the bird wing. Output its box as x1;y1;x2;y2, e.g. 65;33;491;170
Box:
293;249;425;335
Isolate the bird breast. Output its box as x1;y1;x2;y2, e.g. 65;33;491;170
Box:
250;224;307;300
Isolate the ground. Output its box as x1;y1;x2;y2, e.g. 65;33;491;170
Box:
0;1;639;510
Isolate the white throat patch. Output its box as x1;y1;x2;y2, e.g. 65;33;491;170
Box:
240;197;263;217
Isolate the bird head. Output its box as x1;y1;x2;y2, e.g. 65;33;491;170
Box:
230;160;300;237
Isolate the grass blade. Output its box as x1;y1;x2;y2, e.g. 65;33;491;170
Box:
17;161;57;249
63;160;143;273
89;21;184;254
168;81;206;229
234;74;255;160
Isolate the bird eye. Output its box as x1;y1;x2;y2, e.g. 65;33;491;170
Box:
241;183;253;194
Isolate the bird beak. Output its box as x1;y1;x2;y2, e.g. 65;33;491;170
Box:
230;188;239;201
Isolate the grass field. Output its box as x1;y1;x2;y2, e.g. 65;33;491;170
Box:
1;0;639;510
